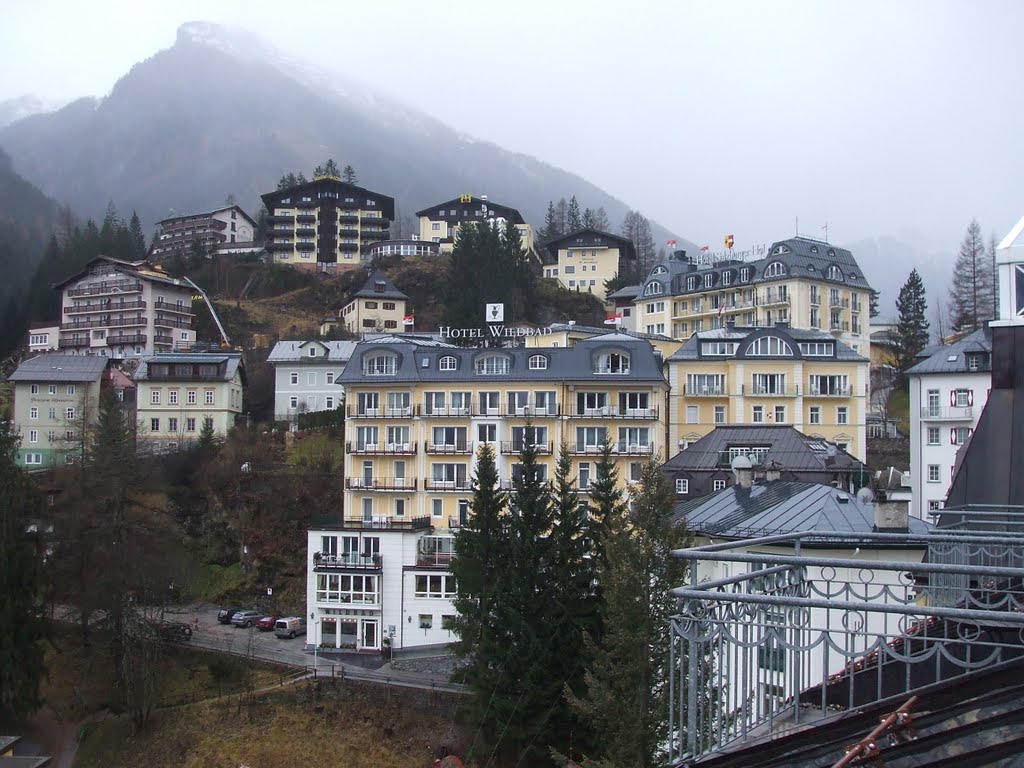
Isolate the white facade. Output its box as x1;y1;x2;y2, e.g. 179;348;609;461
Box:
267;340;355;421
27;326;59;353
305;526;456;652
908;368;990;520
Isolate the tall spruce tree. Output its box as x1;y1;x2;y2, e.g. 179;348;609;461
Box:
949;219;995;333
567;196;583;232
314;158;341;179
128;211;147;259
0;418;46;726
342;165;358;184
539;201;561;243
895;269;930;381
869;288;881;319
567;460;689;768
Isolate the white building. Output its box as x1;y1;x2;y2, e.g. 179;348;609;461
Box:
906;329;992;519
53;257;197;358
151;205;256;259
306;522;457;652
266;340;356;421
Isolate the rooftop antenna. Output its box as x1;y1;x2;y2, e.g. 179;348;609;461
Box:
794;215;799;238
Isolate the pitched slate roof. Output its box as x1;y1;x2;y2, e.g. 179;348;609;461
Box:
907;327;992;375
261;177;395;218
133;352;243;382
541;322;673;342
415;196;526;225
542;228;637;258
347;269;408;301
338;334;667;386
266;340;358;364
672;481;931;538
606;285;641;301
667;325;868;362
9;354;109;383
52;256;193;291
663;426;866;473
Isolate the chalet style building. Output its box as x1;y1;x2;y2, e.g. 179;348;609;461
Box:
542;228;637;301
337;271;411;335
416;195;536;255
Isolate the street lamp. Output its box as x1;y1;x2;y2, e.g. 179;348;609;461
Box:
310;612;318;671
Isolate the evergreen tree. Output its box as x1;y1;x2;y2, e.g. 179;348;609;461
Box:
128;211;147;259
949;219;995;333
567;196;583;232
277;173;298;191
554;198;569;238
342;165;358;184
314;158;341;179
567;460;689;768
0;417;46;726
100;200;121;242
443;222;486;335
538;201;562;243
621;211;656;277
869;288;880;319
582;207;595;229
198;417;216;451
895;269;930;381
585;443;626;593
296;172;308;185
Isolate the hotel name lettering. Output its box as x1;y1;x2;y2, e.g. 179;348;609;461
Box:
439;325;553;340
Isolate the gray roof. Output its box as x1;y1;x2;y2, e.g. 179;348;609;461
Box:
541;322;674;342
338;333;668;385
606;285;641;301
348;270;408;301
133;352;243;382
907;328;992;376
266;340;357;364
667;324;868;363
673;481;932;539
663;426;867;473
9;354;109;383
639;236;872;299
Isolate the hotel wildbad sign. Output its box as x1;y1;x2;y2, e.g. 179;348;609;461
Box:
438;302;552;340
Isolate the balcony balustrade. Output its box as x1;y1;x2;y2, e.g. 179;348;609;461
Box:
425;442;473;455
499;441;554;455
920;406;974;420
67;280;143;297
741;385;801;397
806;386;852;397
423;478;473;492
344;477;417;491
313;552;382;570
65;299;146;314
345;442;417;455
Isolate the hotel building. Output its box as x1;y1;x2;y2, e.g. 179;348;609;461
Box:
150;205;256;259
541;228;637;301
416;195;536;255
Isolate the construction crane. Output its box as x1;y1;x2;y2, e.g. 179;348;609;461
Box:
183;276;232;348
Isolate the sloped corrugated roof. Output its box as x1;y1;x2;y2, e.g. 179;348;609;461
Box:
266;340;358;363
663;426;866;473
9;354;109;383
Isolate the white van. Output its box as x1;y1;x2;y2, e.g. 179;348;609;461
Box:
274;616;306;639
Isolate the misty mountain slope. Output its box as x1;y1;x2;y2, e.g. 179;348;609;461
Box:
0;22;685;249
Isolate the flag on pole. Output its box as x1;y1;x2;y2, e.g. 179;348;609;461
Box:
725;234;735;249
402;314;415;327
718;303;725;317
700;245;709;252
667;239;677;247
604;312;623;325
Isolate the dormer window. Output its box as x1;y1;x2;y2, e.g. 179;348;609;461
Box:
687;276;697;291
722;271;732;286
308;346;317;357
651;266;667;276
763;262;786;278
374;281;386;293
746;336;793;356
595;351;630;374
772;245;791;256
703;273;713;288
826;265;843;281
475;354;510;375
363;352;398;376
528;354;548;370
740;267;751;282
439;355;457;371
644;281;664;296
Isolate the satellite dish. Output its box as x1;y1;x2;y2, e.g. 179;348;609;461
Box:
856;486;875;505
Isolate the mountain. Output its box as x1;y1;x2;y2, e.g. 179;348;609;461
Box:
0;21;690;252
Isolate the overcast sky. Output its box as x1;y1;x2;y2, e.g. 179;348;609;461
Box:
2;0;1022;252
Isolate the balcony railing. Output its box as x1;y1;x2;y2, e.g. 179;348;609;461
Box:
107;334;147;345
760;294;790;306
423;407;474;418
423;478;472;492
416;551;454;567
154;317;193;329
571;406;658;419
153;301;194;316
667;525;1024;765
741;385;801;397
567;443;654;456
58;336;89;348
426;442;473;455
921;406;974;420
806;386;852;397
314;553;382;570
345;442;417;455
153;334;173;345
345;477;417;491
331;515;432;531
682;386;727;397
65;299;146;313
347;406;413;419
830;297;850;308
499;441;554;455
67;280;143;297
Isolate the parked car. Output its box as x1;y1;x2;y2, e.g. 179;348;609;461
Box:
256;614;280;632
217;607;242;624
154;621;193;642
274;617;306;639
231;610;263;628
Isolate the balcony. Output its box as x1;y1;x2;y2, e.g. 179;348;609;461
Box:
65;299;146;314
761;293;790;306
153;301;194;316
742;385;801;397
569;443;611;456
345;442;417;455
345;477;417;491
67;279;143;297
296;212;316;223
830;296;850;309
613;442;654;455
423;407;473;418
360;214;384;225
346;406;413;419
339;227;359;238
154;317;193;329
107;334;146;345
830;321;851;332
314;552;382;571
571;406;659;419
426;442;473;455
921;406;974;421
423;478;472;492
296;241;315;251
153;334;173;345
266;240;294;252
267;214;293;224
59;335;89;348
339;214;359;224
682;386;727;397
416;551;454;568
499;441;554;455
329;516;432;531
295;226;316;237
806;386;852;398
339;242;359;252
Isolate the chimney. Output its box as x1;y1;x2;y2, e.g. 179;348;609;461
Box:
765;467;781;482
731;455;753;489
874;499;910;531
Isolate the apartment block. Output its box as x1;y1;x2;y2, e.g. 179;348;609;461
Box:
666;323;869;460
542;228;637;301
151;205;256;259
262;177;394;272
53;257;196;357
636;237;873;357
267;340;356;421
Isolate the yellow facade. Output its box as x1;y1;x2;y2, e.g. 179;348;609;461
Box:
340;295;409;334
417;215;535;255
541;243;624;301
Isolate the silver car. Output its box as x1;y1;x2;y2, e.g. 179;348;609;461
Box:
230;609;262;628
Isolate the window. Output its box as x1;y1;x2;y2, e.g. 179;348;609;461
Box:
675;478;689;494
763;262;786;278
150;418;160;432
150;390;161;405
29;407;38;420
535;390;557;415
952;427;971;445
432;222;440;231
24;453;41;465
774;405;786;423
927;464;941;483
66;430;75;442
168;418;178;432
714;405;726;424
28;430;38;443
837;406;848;425
290;396;298;409
926;389;940;416
439;355;457;371
751;373;786;395
809;406;821;425
203;417;213;432
205;390;215;405
431;499;443;518
364;301;378;309
578;462;591;489
687;405;699;423
528;354;548;370
927;427;940;445
928;500;942;511
30;384;39;395
290;372;298;385
387;426;410;448
66;407;75;420
643;281;664;296
415;575;457;599
618;427;649;451
479;391;500;414
752;405;764;423
477;423;496;443
565;265;576;274
967;354;980;371
954;389;970;407
325;396;334;409
187;390;197;404
169;390;178;405
48;408;55;419
713;479;727;492
746;336;793;356
687;373;726;394
419;614;433;630
364;353;398;376
595;351;630;374
474;355;509;375
186;418;196;432
576;427;606;451
67;385;76;395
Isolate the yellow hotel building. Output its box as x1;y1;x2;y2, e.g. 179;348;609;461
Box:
666;323;869;460
541;228;638;301
417;195;536;255
337;335;670;527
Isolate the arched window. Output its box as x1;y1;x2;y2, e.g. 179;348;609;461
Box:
651;266;667;276
474;354;510;375
745;336;793;356
439;355;457;371
644;281;664;296
763;262;786;278
528;354;548;370
595;351;631;374
826;265;843;281
363;352;398;375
